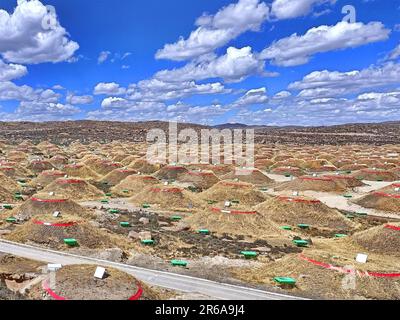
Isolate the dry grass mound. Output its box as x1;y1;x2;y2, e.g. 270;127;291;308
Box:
0;185;14;203
353;187;400;212
274;176;345;193
351;223;400;256
7;192;92;219
91;160;123;176
49;156;68;168
322;174;366;188
270;159;306;169
0;166;18;179
42;178;104;201
154;165;188;181
335;163;368;171
27;160;55;174
352;169;398;182
31;265;160;300
221;168;274;186
254;196;355;231
129;185;202;212
111;175;159;197
254;159;274;170
302;159;332;170
30;170;66;187
0;172;20;192
1;163;31;177
100;168;137;186
203;164;234;177
5;218;119;250
128;159;161;174
121;155;140;166
199;181;266;206
6;151;28;162
63;164;101;180
270;166;305;177
178;170;220;190
308;165;338;173
186;205;285;239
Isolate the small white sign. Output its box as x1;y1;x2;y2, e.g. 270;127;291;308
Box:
224;201;231;207
48;264;62;271
356;253;368;264
292;191;299;196
53;211;61;217
49;192;55;196
94;266;106;279
164;181;169;185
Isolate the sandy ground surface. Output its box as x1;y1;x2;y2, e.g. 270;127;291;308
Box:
265;175;400;220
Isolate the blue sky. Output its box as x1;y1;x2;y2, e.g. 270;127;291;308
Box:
0;0;399;125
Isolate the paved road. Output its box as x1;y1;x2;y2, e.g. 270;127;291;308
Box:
0;239;306;300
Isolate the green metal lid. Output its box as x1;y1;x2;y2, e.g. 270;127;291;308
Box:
274;277;296;285
297;224;310;229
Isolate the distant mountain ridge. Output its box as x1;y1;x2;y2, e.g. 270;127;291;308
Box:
0;120;398;145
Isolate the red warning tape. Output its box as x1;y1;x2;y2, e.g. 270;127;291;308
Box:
0;161;16;166
323;175;354;180
31;197;67;203
299;254;400;278
128;283;144;300
385;224;400;231
211;207;257;215
42;280;143;300
0;167;14;171
278;196;321;204
150;187;183;193
56;179;84;184
42;280;66;300
373;192;400;199
140;176;157;181
32;220;78;227
107;163;122;167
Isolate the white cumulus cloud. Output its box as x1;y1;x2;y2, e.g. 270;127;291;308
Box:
155;46;265;83
93;82;127;96
0;59;27;81
260;21;390;66
155;0;269;61
0;0;79;64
